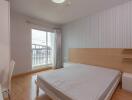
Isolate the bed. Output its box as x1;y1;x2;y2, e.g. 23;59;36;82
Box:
36;63;121;100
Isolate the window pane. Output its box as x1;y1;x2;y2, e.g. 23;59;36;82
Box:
32;29;46;45
32;29;47;67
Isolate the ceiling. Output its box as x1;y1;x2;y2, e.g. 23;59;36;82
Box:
11;0;130;25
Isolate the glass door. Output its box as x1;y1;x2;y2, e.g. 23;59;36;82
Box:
32;29;55;69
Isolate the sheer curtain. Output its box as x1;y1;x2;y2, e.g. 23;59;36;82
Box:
53;29;63;69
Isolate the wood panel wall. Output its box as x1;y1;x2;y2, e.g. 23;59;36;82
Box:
69;48;132;73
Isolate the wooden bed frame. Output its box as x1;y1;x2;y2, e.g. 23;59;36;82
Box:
36;48;132;100
69;48;132;73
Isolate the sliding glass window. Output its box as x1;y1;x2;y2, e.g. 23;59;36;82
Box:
32;29;55;68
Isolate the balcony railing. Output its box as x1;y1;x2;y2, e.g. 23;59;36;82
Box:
32;44;52;67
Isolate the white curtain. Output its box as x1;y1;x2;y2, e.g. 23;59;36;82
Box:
53;29;63;69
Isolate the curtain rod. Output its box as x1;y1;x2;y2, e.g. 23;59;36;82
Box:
26;20;61;30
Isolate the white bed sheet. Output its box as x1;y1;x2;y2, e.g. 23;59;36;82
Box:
37;64;121;100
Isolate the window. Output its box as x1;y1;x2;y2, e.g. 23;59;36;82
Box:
32;29;55;68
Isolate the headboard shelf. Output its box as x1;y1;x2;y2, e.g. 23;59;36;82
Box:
123;57;132;62
123;49;132;54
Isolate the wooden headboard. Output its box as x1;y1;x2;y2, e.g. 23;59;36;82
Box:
69;48;132;73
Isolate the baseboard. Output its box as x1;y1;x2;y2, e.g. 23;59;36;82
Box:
12;67;52;78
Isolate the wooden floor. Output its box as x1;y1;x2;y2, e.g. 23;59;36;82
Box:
5;71;132;100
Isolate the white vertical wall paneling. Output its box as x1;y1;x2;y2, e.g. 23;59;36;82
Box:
62;1;132;62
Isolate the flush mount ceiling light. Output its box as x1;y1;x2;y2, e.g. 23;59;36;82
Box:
51;0;66;4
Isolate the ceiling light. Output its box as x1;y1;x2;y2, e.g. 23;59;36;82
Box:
51;0;66;4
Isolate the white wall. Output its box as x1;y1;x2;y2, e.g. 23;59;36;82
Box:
62;1;132;62
11;12;59;75
0;0;10;69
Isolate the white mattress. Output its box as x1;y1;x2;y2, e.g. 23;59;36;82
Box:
37;64;121;100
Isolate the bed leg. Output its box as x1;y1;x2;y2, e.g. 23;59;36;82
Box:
36;84;39;97
35;80;39;97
